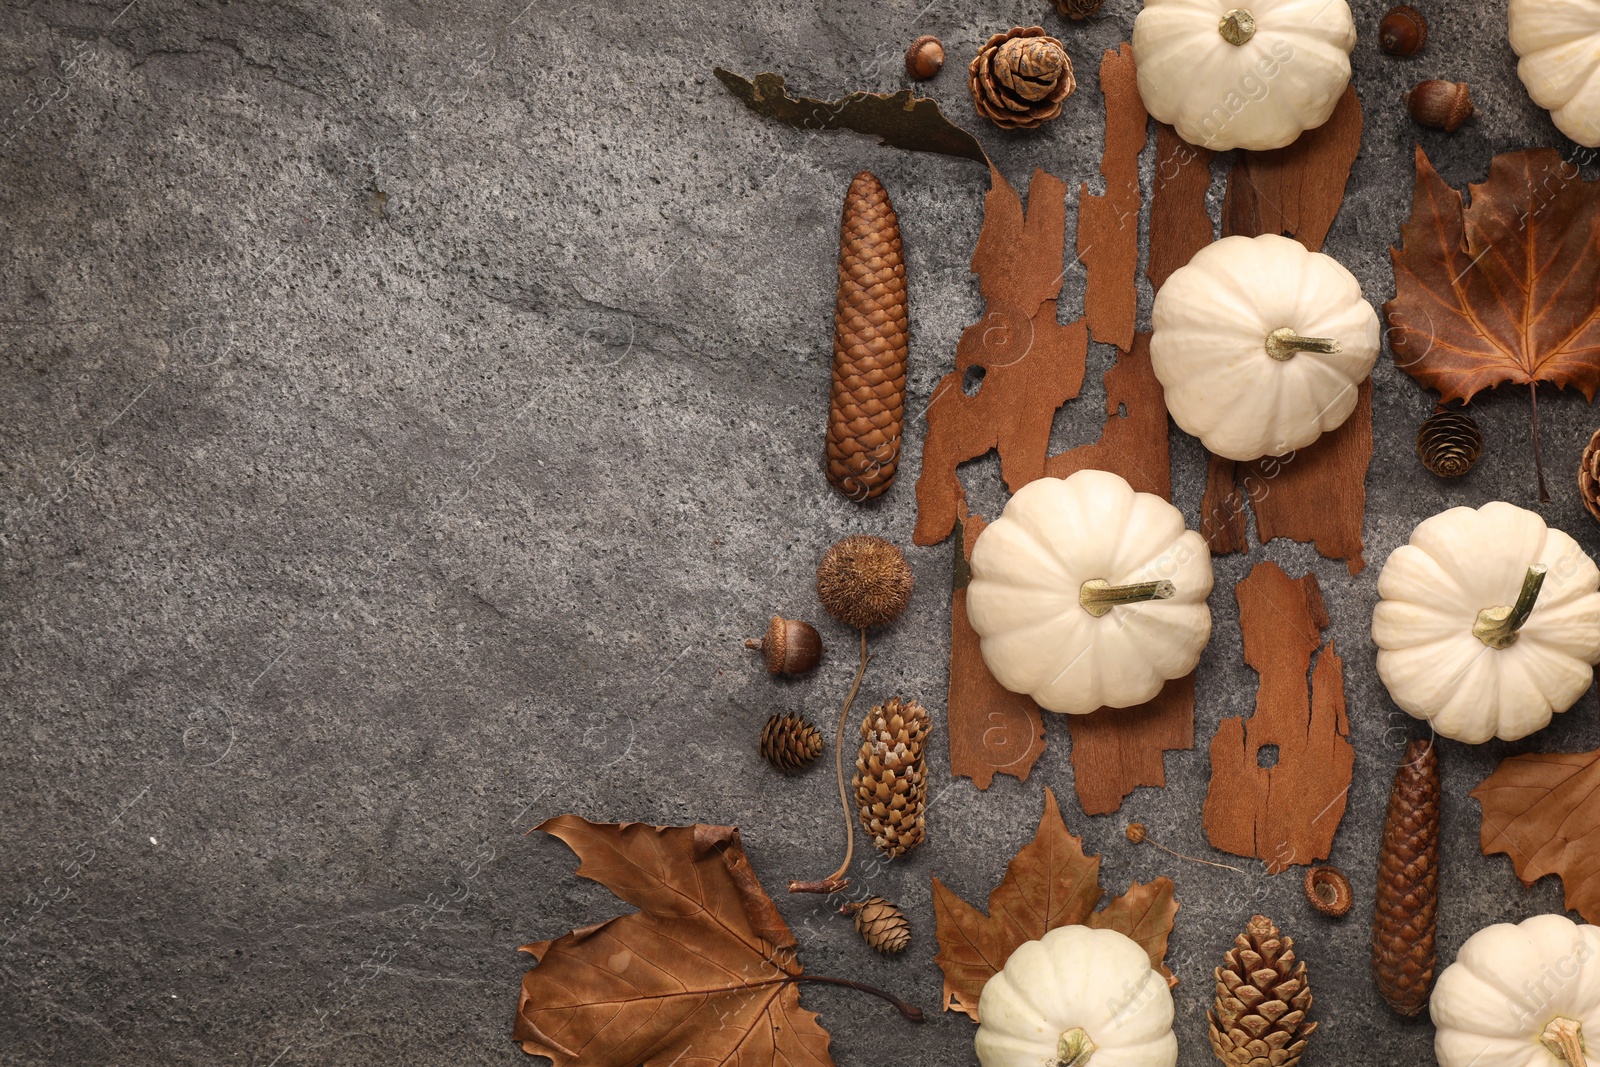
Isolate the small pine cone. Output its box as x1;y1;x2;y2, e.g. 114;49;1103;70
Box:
1372;738;1440;1016
1580;427;1600;522
853;696;931;857
843;896;911;954
1416;408;1482;478
827;171;906;502
968;27;1075;130
1052;0;1104;17
1209;915;1317;1067
760;714;823;774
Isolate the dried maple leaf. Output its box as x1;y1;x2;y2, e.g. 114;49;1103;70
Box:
516;816;921;1066
931;788;1179;1021
1386;147;1600;499
1472;749;1600;924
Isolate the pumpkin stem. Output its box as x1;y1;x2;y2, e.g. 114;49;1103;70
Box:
1265;327;1343;362
1218;8;1257;46
1472;564;1548;650
1542;1017;1589;1066
788;627;868;895
1080;578;1176;618
1052;1028;1097;1067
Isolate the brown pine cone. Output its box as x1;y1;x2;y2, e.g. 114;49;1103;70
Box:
760;714;823;774
1209;915;1317;1067
1416;408;1483;478
1053;0;1104;16
826;171;906;502
1372;738;1440;1017
968;27;1075;130
842;896;911;953
853;696;931;857
1581;427;1600;522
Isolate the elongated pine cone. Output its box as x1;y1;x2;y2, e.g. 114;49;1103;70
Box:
1209;915;1317;1067
968;27;1075;130
1372;738;1439;1016
826;171;906;502
1416;409;1482;478
1580;427;1600;522
853;696;930;857
842;896;911;954
760;714;823;774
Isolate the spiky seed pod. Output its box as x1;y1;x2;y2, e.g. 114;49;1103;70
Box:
816;535;914;629
1304;866;1353;918
1209;915;1317;1067
1053;0;1104;17
853;696;931;857
842;896;911;954
827;171;907;501
1416;409;1482;478
1372;738;1440;1016
968;27;1075;130
760;714;824;774
745;616;823;676
1579;427;1600;523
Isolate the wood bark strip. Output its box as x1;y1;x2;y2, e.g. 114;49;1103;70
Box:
1078;44;1147;353
1065;674;1195;816
1147;123;1214;294
1203;562;1354;873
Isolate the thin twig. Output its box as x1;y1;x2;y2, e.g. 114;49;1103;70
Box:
789;628;868;895
1531;381;1551;502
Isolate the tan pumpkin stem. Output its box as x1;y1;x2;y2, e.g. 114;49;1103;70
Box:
1218;8;1257;46
1053;1027;1097;1067
1473;564;1548;650
1542;1017;1589;1066
788;627;868;895
1080;578;1176;618
1265;327;1343;361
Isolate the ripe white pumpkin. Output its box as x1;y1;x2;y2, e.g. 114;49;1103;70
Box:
967;470;1213;715
1509;0;1600;148
1150;234;1380;462
1132;0;1357;151
1433;914;1600;1067
976;925;1177;1067
1373;501;1600;744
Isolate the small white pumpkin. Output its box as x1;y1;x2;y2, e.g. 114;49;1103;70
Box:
1132;0;1357;151
1509;0;1600;149
1150;234;1380;462
977;925;1177;1067
1433;914;1600;1067
967;469;1213;715
1373;501;1600;744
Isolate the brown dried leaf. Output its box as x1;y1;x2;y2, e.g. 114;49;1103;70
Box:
1472;749;1600;924
714;69;988;165
931;788;1179;1021
514;817;834;1066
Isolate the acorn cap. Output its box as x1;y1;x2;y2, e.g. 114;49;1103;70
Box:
816;535;913;629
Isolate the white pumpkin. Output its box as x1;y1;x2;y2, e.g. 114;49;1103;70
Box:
1132;0;1356;151
1510;0;1600;148
967;469;1213;715
1373;501;1600;745
1433;915;1600;1067
977;925;1177;1067
1150;234;1380;462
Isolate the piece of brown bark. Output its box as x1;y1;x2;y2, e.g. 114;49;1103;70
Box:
1078;44;1146;353
1204;562;1354;873
1147;123;1214;294
1221;86;1363;251
1065;675;1196;816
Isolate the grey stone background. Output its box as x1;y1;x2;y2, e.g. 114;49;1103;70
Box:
3;0;1598;1063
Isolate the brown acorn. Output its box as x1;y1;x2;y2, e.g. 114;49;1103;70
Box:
1052;0;1105;17
816;536;914;630
745;616;823;675
841;896;911;953
760;713;824;774
1408;79;1473;132
968;27;1075;130
1580;427;1600;522
1379;5;1427;55
1416;408;1483;478
905;35;944;80
1304;865;1354;918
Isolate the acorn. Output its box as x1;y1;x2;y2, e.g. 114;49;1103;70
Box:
1379;5;1427;56
1304;865;1354;918
1407;79;1473;132
905;35;944;81
1416;408;1482;478
745;616;823;675
816;536;914;630
1053;0;1105;17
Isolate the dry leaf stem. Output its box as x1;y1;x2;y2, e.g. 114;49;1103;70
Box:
785;975;925;1022
789;628;869;894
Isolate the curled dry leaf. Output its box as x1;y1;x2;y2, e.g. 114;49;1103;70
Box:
931;788;1179;1021
1472;748;1600;924
1386;147;1600;499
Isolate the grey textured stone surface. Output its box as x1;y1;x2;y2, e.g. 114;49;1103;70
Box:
3;0;1599;1063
